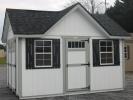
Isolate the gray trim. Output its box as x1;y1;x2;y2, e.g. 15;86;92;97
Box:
85;40;90;88
2;12;10;43
122;40;126;89
7;44;9;86
14;35;131;40
65;39;69;92
16;38;19;95
62;38;67;93
10;41;13;91
19;88;124;99
68;48;86;51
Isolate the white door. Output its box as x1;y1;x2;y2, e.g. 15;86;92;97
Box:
66;39;90;91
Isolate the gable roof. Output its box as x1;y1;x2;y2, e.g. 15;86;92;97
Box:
6;4;76;35
93;14;129;36
2;3;130;43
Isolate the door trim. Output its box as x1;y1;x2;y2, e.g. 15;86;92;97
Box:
63;37;90;92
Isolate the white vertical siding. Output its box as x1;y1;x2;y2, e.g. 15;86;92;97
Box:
7;40;16;90
6;45;9;86
11;67;15;89
8;52;11;87
44;9;107;37
21;38;63;97
8;47;11;87
17;38;22;97
90;37;124;91
91;66;123;90
7;25;14;40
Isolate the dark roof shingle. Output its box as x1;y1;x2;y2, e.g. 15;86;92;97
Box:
6;4;76;35
93;14;130;36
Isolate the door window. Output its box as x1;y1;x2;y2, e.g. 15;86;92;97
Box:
68;41;85;49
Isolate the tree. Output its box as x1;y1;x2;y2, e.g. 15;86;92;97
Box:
0;44;6;51
65;0;106;14
106;0;133;32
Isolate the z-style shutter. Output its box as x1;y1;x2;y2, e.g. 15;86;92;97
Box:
93;39;100;66
113;40;120;65
26;38;35;69
52;39;60;68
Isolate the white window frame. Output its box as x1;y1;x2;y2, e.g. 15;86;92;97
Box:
67;41;85;49
34;40;53;68
99;40;114;65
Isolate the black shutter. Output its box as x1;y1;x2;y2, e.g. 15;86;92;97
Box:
93;39;100;66
127;45;130;60
26;38;35;69
93;39;120;67
52;39;60;68
113;40;120;65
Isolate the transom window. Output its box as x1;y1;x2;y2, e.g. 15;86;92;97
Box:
68;41;85;48
99;40;114;65
34;40;52;67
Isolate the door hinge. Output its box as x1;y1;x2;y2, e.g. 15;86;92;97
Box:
81;62;90;66
86;86;90;89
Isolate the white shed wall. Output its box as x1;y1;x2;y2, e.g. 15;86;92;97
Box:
90;37;124;91
21;38;63;97
7;40;16;91
7;25;14;40
91;66;123;90
44;9;107;37
8;52;11;87
11;67;16;89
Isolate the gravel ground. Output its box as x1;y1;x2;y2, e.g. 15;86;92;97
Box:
0;66;133;100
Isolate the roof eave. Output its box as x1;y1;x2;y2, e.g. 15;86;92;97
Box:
1;11;8;43
109;35;131;39
13;34;131;40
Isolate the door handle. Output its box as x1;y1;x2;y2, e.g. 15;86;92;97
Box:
67;63;90;67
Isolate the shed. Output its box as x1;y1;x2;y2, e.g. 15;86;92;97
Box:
2;3;131;99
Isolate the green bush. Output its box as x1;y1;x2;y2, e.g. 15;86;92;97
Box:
0;57;6;64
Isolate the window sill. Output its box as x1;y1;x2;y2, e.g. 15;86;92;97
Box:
27;67;59;70
94;64;120;67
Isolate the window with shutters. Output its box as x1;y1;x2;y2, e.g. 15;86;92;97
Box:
34;40;52;67
99;40;114;65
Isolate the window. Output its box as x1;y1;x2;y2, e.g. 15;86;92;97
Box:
34;40;52;67
68;41;85;48
99;40;114;65
124;45;129;60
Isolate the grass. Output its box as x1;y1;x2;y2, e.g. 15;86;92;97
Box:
0;57;6;64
